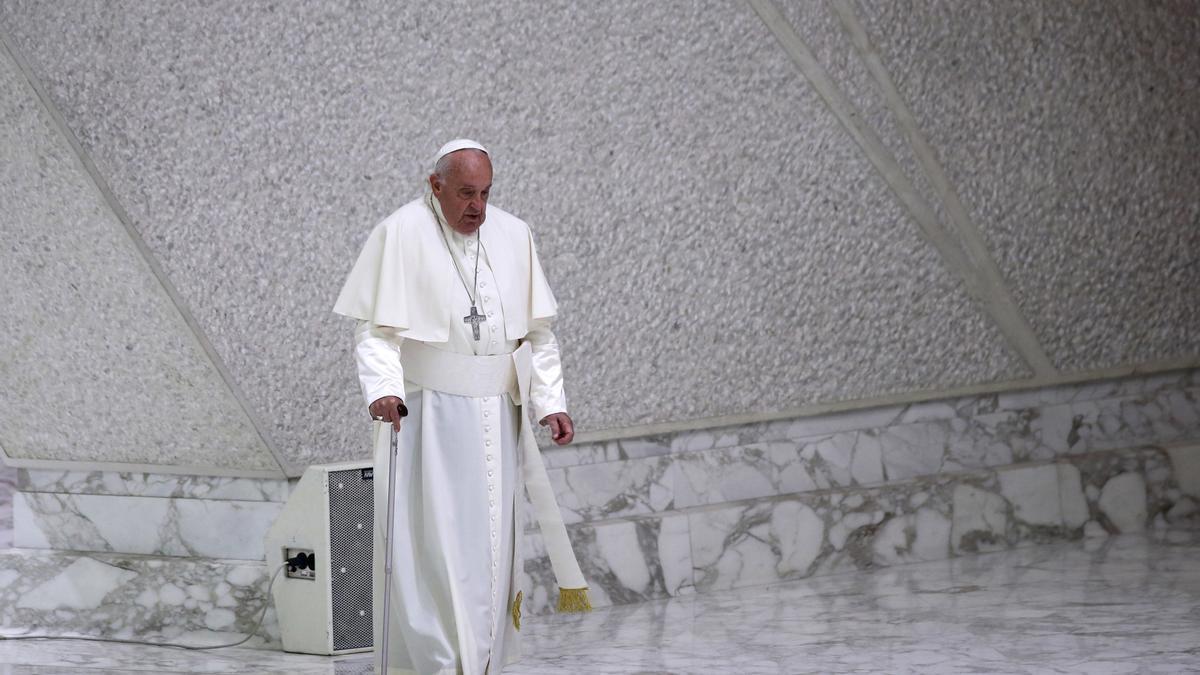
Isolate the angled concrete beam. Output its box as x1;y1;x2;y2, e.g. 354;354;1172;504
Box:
830;0;1054;376
747;0;1056;377
0;29;293;477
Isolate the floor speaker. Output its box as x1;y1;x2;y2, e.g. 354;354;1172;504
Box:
265;461;374;655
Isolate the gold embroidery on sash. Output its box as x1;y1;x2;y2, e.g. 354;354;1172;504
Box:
557;586;592;613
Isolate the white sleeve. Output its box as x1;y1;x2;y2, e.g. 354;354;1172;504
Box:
353;320;406;408
524;317;568;421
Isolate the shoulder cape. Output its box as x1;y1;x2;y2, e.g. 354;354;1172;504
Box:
333;197;558;342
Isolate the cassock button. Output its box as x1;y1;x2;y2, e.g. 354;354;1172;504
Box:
488;311;494;318
480;281;487;287
483;410;490;418
485;440;492;447
488;470;494;476
484;425;491;432
486;454;492;461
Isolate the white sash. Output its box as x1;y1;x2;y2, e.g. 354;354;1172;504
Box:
387;340;588;594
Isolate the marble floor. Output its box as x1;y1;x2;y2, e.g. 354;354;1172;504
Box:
0;532;1197;674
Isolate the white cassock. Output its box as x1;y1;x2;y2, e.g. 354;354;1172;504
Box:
333;191;581;675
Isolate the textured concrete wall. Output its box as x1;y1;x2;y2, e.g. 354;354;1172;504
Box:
0;41;282;475
853;0;1200;371
0;0;1195;473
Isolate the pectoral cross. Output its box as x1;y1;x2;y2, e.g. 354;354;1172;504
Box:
464;304;486;341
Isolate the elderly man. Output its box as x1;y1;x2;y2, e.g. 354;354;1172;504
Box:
333;139;589;675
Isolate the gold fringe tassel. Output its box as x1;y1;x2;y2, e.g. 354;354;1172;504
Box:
557;587;592;613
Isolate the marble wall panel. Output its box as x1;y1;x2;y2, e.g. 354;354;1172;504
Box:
17;469;290;502
548;369;1199;470
519;512;693;616
950;482;1010;554
687;476;966;594
1070;447;1198;535
544;435;894;526
0;0;1027;470
993;371;1195;412
548;454;675;526
533;370;1200;527
685;445;1199;597
0;462;14;549
0;42;281;474
1166;444;1200;498
0;549;278;649
857;0;1200;372
14;492;282;560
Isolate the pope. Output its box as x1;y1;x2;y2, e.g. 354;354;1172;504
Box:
333;139;589;675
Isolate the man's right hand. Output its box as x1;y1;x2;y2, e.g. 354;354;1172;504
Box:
369;396;408;433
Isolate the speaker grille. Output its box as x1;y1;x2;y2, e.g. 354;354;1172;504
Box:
328;468;374;651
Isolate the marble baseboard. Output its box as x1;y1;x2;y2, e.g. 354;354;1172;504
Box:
531;369;1199;526
17;469;291;501
536;429;1199;529
0;464;15;550
544;369;1199;472
0;548;278;650
3;445;1194;653
518;443;1200;615
520;511;695;615
14;492;283;560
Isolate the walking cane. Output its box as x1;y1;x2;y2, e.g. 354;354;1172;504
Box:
380;424;400;673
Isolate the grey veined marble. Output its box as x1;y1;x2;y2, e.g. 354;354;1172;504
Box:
17;470;290;502
0;533;1197;673
0;462;15;549
0;548;280;653
532;369;1200;527
13;492;283;560
11;470;291;560
516;442;1200;615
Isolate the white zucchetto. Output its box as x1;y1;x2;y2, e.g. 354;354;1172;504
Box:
432;138;489;167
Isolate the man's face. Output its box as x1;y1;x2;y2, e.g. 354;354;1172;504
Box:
429;150;492;235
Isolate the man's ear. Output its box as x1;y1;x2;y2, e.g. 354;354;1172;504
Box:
428;173;442;196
